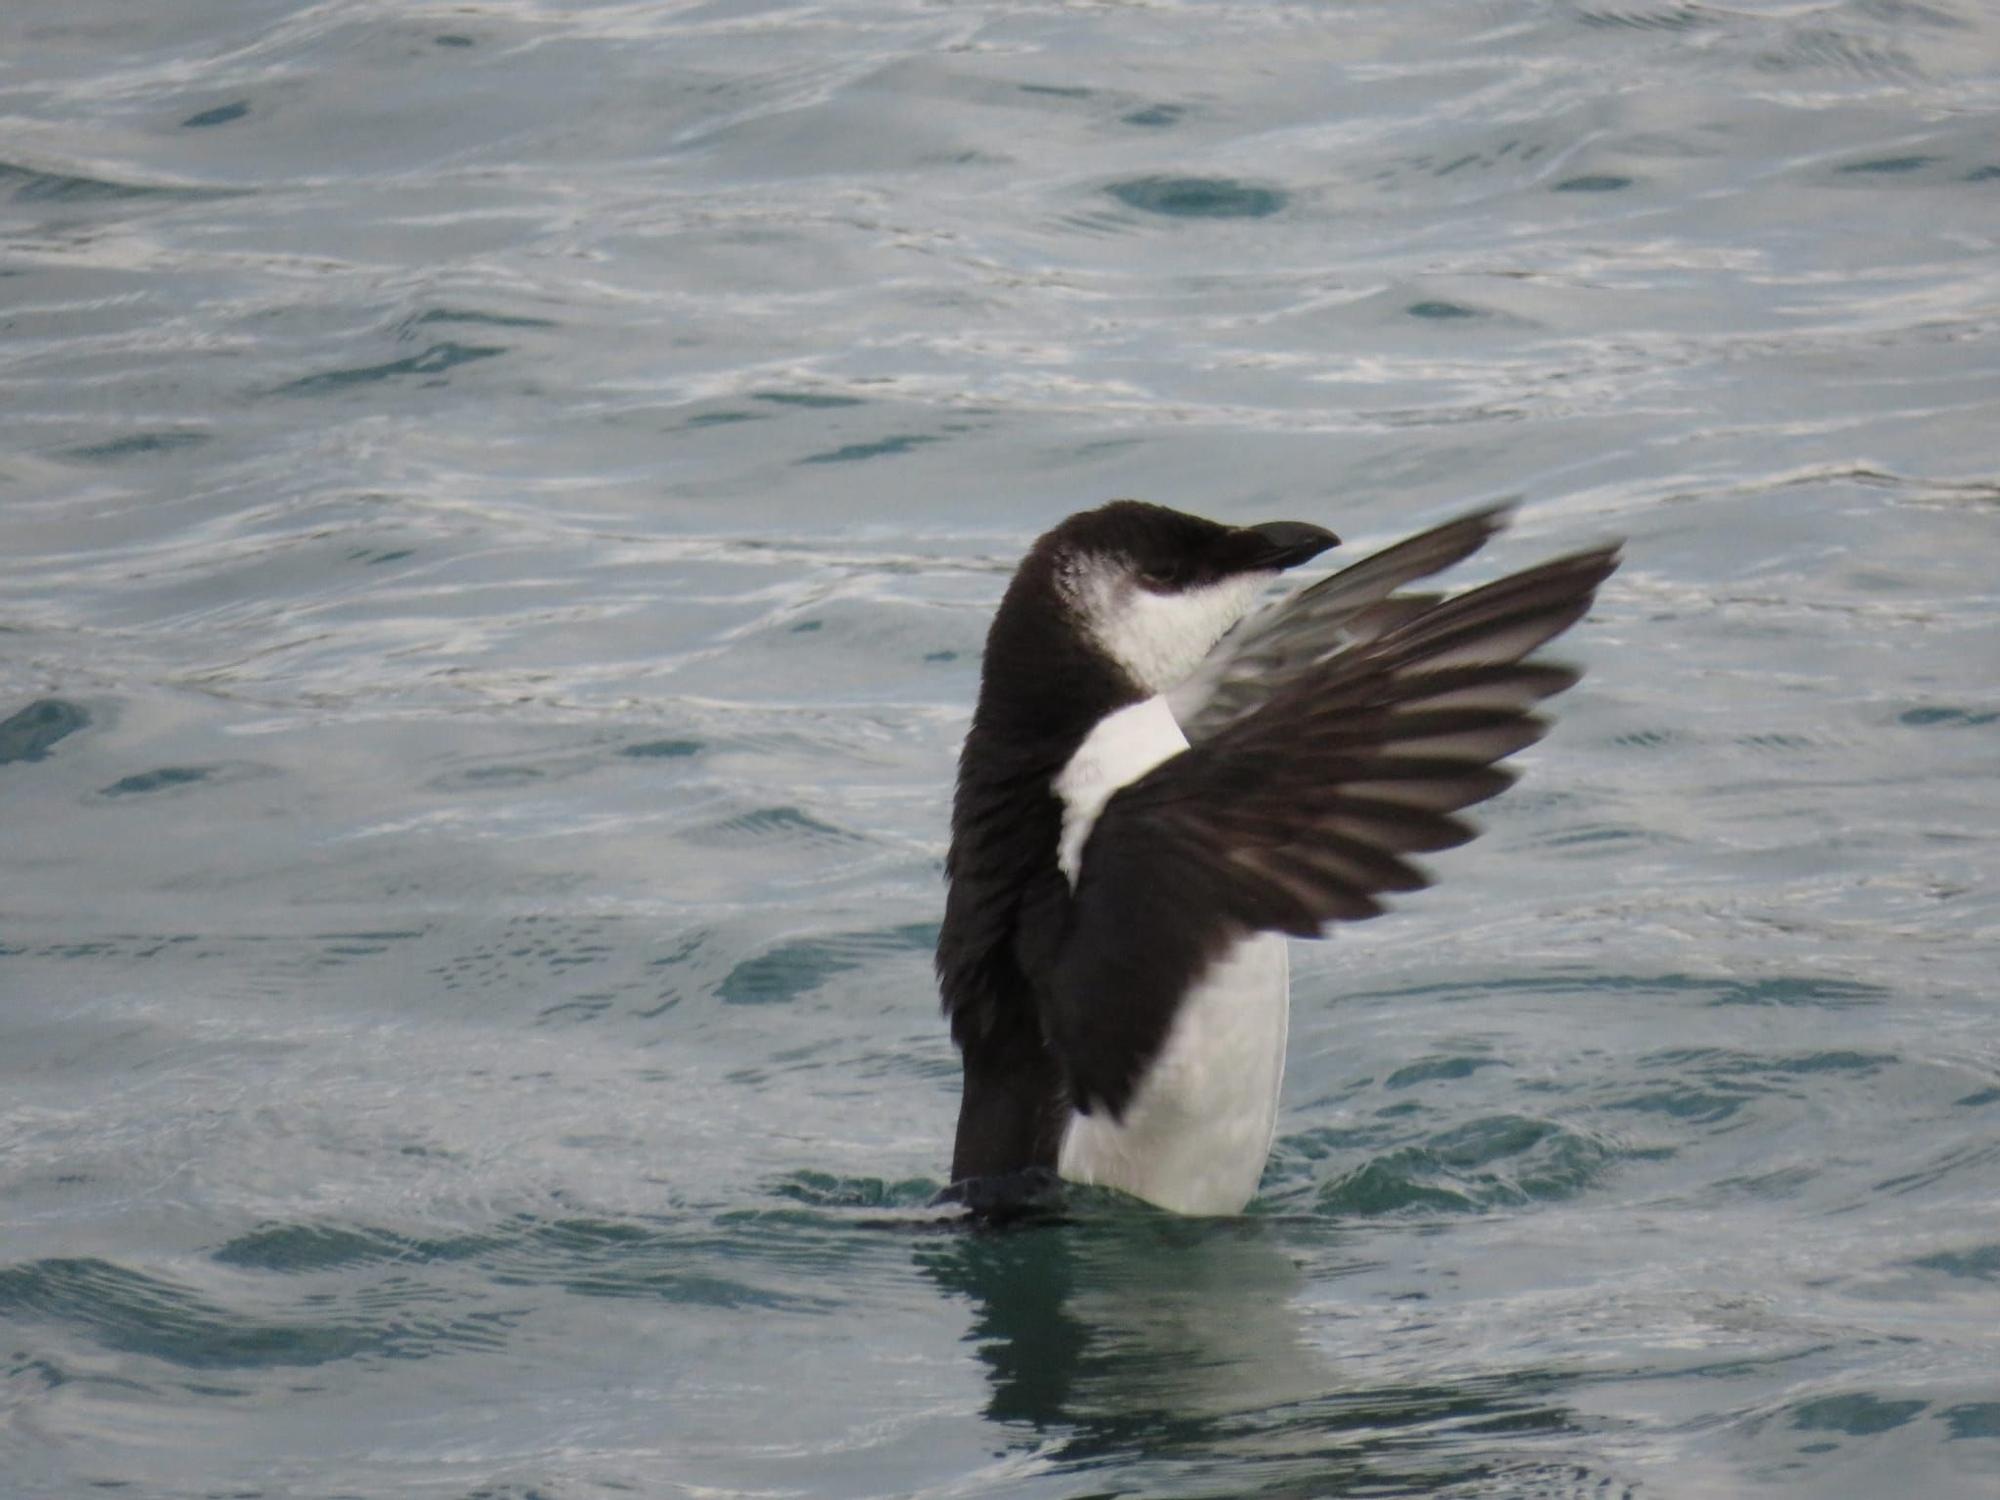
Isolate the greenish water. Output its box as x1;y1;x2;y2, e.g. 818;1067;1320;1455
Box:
3;2;1998;1496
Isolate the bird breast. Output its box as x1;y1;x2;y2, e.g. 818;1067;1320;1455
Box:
1052;694;1188;887
1051;692;1292;1215
1058;931;1290;1215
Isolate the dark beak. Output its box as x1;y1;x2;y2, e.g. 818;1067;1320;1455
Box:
1231;520;1340;571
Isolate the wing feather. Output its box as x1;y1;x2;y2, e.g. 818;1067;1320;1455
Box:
1170;505;1517;742
1048;529;1620;1117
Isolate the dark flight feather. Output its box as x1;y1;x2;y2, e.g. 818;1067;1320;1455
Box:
1050;540;1621;1117
1171;505;1518;743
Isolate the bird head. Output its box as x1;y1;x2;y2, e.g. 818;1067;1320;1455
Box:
1039;501;1338;696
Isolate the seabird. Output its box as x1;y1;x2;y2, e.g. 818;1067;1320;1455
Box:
937;500;1618;1216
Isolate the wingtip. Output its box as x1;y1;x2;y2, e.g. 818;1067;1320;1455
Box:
1463;497;1522;531
1566;538;1625;587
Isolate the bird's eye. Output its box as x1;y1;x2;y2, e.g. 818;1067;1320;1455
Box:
1138;563;1185;590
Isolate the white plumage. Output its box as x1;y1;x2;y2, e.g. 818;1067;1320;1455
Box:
1052;692;1291;1216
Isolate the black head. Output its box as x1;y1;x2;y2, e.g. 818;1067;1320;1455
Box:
1025;500;1337;697
967;500;1337;753
1031;501;1336;593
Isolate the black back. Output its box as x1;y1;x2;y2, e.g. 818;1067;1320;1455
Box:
936;513;1156;1180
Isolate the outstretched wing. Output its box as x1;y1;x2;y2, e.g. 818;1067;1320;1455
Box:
1169;503;1515;744
1049;538;1621;1118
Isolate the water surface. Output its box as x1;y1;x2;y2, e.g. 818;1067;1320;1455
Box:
3;2;1999;1496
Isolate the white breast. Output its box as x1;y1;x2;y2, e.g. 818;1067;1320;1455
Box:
1052;695;1187;886
1051;695;1291;1216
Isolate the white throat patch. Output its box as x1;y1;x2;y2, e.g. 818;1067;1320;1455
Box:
1058;554;1272;696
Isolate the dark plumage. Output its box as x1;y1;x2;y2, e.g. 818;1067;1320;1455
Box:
937;500;1619;1210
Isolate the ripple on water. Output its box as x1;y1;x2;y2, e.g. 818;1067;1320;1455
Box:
1340;970;1892;1014
1276;1114;1648;1217
484;1216;834;1312
1872;1138;2000;1200
718;921;937;1006
427;923;697;1024
1104;175;1289;218
219;1198;933;1322
754;389;866;409
1785;1391;1930;1437
687;803;864;850
1904;1244;2000;1282
1756;27;1918;81
211;1223;506;1273
1384;1054;1507;1090
0;698;89;764
60;430;211;462
0;1257;516;1369
1942;1403;2000;1439
0;160;228;204
798;432;943;464
1552;173;1636;193
1406;299;1484;320
403;307;558;332
1898;705;2000;729
620;737;704;759
1610;1046;1891;1128
761;1170;942;1212
1566;1;1709;32
36;1205;911;1382
272;341;505;396
180;101;249;128
98;765;218;797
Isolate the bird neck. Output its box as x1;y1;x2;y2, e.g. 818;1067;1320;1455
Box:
970;587;1145;770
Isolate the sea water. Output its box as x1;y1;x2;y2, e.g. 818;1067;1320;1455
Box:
3;2;1998;1495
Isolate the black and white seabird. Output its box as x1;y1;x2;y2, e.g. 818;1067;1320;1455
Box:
937;500;1620;1216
